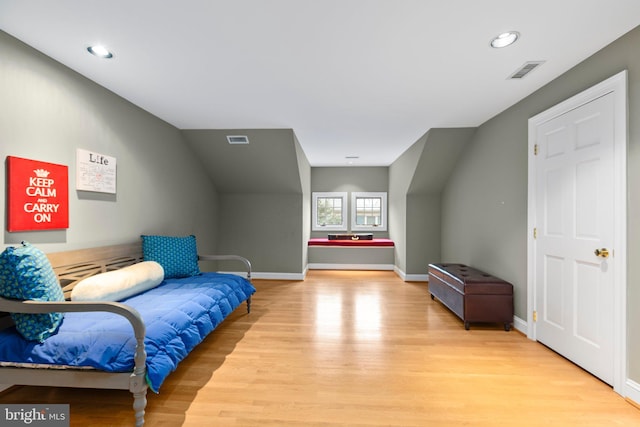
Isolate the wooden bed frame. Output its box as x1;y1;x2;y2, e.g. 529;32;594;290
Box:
0;242;252;426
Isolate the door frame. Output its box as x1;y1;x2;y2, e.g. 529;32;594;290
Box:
527;70;628;394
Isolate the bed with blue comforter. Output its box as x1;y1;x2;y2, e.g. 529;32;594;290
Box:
0;241;256;426
0;272;255;393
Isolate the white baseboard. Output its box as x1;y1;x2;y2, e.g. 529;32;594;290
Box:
625;378;640;404
393;266;428;282
243;265;422;281
404;273;429;282
307;263;395;271
219;271;306;281
513;315;527;334
253;272;306;280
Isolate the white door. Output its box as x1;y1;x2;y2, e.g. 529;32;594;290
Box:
533;92;615;384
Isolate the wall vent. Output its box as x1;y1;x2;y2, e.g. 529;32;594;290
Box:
226;135;249;144
509;61;545;79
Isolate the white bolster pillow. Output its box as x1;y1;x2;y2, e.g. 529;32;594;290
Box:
71;261;165;302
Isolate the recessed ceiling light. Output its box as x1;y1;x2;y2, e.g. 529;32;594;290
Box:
87;45;113;58
490;31;520;48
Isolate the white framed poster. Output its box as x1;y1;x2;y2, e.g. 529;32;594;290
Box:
76;148;117;194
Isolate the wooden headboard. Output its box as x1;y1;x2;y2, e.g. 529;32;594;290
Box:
46;242;143;300
0;242;143;328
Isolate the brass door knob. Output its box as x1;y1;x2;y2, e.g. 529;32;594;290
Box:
594;248;610;258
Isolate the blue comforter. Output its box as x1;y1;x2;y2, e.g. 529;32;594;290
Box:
0;272;256;392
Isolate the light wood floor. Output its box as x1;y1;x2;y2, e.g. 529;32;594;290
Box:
2;270;639;426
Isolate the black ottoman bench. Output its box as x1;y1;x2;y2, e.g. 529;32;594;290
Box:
428;263;513;331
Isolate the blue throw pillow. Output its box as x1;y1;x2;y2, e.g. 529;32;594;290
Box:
140;235;200;279
0;241;65;342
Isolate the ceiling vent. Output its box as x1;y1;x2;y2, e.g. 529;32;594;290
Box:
509;61;545;79
226;135;249;144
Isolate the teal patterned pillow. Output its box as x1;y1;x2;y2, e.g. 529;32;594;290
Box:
141;235;200;279
0;241;64;342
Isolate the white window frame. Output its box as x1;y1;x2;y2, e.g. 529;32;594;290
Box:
312;192;348;231
351;192;387;231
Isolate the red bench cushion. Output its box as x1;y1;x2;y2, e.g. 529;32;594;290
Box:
308;238;394;247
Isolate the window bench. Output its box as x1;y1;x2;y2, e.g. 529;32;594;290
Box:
307;238;395;270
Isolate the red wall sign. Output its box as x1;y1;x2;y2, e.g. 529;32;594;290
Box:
7;156;69;232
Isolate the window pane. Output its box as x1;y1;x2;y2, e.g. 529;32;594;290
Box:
355;197;382;226
317;197;343;226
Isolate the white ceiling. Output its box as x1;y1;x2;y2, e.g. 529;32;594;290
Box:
1;1;639;166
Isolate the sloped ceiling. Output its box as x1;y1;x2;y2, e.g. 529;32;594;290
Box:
182;129;303;193
407;128;477;195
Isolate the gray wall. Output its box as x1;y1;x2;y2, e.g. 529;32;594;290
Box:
389;128;474;276
441;26;640;383
405;194;440;274
182;129;309;275
0;31;219;254
310;167;389;238
295;135;311;271
217;193;304;274
389;135;426;274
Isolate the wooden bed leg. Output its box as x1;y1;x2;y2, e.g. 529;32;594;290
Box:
132;389;147;426
130;338;148;426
